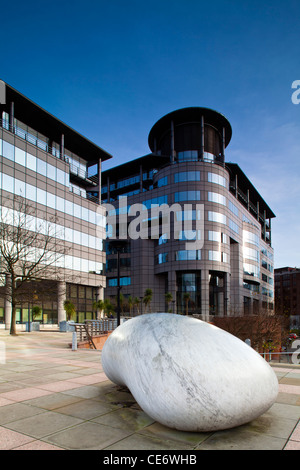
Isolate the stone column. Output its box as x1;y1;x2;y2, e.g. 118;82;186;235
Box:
5;275;11;331
97;285;104;319
224;272;230;316
57;281;66;325
168;270;177;313
201;269;210;321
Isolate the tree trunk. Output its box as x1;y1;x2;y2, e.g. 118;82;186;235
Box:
10;301;17;336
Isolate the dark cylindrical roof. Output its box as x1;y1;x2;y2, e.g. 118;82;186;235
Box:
148;107;232;152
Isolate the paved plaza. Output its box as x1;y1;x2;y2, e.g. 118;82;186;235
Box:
0;329;299;451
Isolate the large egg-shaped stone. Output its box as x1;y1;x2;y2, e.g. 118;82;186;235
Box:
102;313;278;432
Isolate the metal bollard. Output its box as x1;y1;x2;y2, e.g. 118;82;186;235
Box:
72;331;77;351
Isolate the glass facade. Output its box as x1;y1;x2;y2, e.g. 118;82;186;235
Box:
208;172;226;188
208;211;226;224
174;191;201;202
177;150;198;162
0;117;106;325
175;250;201;261
108;277;131;287
208;192;226;206
174;171;200;183
209;271;226;315
176;271;201;315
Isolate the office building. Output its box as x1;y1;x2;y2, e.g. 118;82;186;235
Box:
275;267;300;328
0;80;111;328
102;107;275;319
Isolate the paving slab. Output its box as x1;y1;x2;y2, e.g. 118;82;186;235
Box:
0;329;299;452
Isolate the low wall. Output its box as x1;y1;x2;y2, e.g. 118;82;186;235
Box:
75;331;113;350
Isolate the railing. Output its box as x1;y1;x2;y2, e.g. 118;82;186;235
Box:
0;118;96;184
73;319;118;349
259;351;300;364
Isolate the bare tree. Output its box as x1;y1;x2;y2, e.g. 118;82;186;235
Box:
214;308;285;351
0;196;66;335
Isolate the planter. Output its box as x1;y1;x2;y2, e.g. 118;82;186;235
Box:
26;322;40;332
59;320;75;332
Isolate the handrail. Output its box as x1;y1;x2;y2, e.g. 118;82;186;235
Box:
259;351;299;364
73;319;118;349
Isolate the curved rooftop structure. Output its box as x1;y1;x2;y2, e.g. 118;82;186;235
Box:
148;107;232;164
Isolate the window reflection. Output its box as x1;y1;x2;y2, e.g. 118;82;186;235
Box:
175;191;201;202
208;172;226;188
174;171;200;183
208;192;226;206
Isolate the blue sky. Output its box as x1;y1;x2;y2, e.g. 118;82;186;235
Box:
1;0;300;268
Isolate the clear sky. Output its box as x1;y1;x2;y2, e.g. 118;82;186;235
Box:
1;0;300;268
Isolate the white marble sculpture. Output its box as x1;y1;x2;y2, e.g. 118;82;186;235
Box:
102;313;278;432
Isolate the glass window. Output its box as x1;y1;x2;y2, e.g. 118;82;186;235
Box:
208;231;221;242
56;168;66;186
26;183;36;202
56;196;65;213
89;235;96;249
15;179;25;197
47;163;56;181
108;277;131;287
176;209;201;221
174;191;201;202
229;219;239;233
209;250;221;261
174;171;200;183
73;204;82;219
47;191;56;209
89;209;96;225
244;263;260;278
2;141;14;161
157;176;168;187
243;247;259;262
158;233;168;245
243;230;259;247
65;199;73;216
142;195;168;209
208;172;226;188
37;188;47;206
222;252;228;263
155;253;168;264
177;230;201;241
177;150;198;161
175;250;201;260
26;153;36;172
208;211;226;224
82;207;89;222
82;232;89;247
65;227;73;243
37;158;47;176
2;174;14;193
208;192;226;206
229;200;239;216
15;147;26;166
203;152;215;162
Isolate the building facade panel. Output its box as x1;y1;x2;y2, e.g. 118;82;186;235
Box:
0;81;111;327
103;107;275;319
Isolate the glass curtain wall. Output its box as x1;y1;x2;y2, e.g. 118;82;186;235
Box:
176;271;201;315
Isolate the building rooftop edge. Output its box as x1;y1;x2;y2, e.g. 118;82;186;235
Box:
148;106;233;151
0;79;113;163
